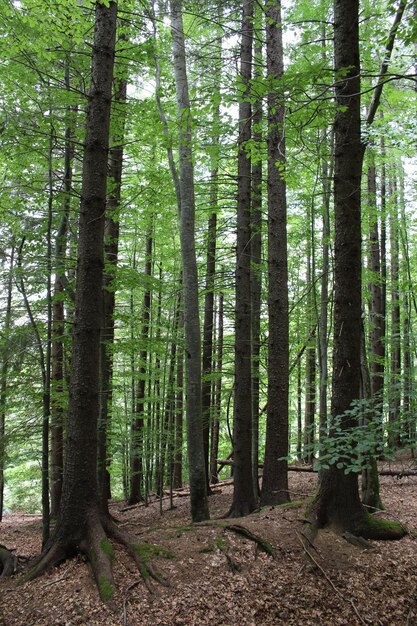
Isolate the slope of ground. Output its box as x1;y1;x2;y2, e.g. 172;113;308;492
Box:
0;463;416;625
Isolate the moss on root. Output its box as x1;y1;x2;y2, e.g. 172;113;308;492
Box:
361;513;407;539
98;576;114;602
100;538;114;562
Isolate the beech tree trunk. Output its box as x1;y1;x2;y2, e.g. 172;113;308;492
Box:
229;0;256;517
170;0;209;522
261;0;290;507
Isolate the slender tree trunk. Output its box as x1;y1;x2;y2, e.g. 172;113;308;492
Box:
318;129;332;448
98;76;127;509
389;175;401;449
210;292;223;484
50;90;74;518
129;227;153;505
251;25;263;498
229;0;256;517
201;15;222;492
173;311;184;489
0;247;14;522
304;205;316;464
170;0;209;521
261;0;290;507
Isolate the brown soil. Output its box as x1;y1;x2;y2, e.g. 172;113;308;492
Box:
1;463;416;626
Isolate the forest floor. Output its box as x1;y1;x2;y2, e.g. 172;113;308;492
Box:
1;459;417;626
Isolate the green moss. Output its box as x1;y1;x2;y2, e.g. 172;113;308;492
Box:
214;535;229;551
100;538;114;562
364;513;407;537
133;543;175;562
98;576;114;602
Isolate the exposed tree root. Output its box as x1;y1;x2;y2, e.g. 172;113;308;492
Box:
23;509;171;600
0;544;17;578
195;521;275;557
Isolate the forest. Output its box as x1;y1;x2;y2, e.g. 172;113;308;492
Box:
0;0;417;623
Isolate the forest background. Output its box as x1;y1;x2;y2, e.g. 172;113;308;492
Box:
0;0;416;605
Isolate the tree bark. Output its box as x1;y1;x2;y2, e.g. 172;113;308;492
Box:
261;0;290;507
312;0;405;540
98;75;127;510
128;226;152;505
0;247;14;522
229;0;256;517
170;0;209;522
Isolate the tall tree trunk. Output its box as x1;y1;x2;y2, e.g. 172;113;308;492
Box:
210;291;223;485
311;0;405;539
261;0;290;507
304;204;316;464
129;226;152;505
251;23;263;498
98;75;127;509
229;0;256;517
0;247;14;522
170;0;209;522
389;175;401;449
173;311;184;489
361;155;384;510
201;13;222;493
50;87;74;518
318;128;332;448
27;2;124;597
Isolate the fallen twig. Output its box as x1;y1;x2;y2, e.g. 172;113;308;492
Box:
295;530;367;626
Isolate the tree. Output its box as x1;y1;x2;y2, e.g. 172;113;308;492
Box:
311;0;406;539
228;0;257;517
26;2;168;598
260;0;289;507
170;0;209;522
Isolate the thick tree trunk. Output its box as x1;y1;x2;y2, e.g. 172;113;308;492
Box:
312;0;405;540
25;3;145;599
170;0;209;522
261;0;290;507
229;0;256;517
